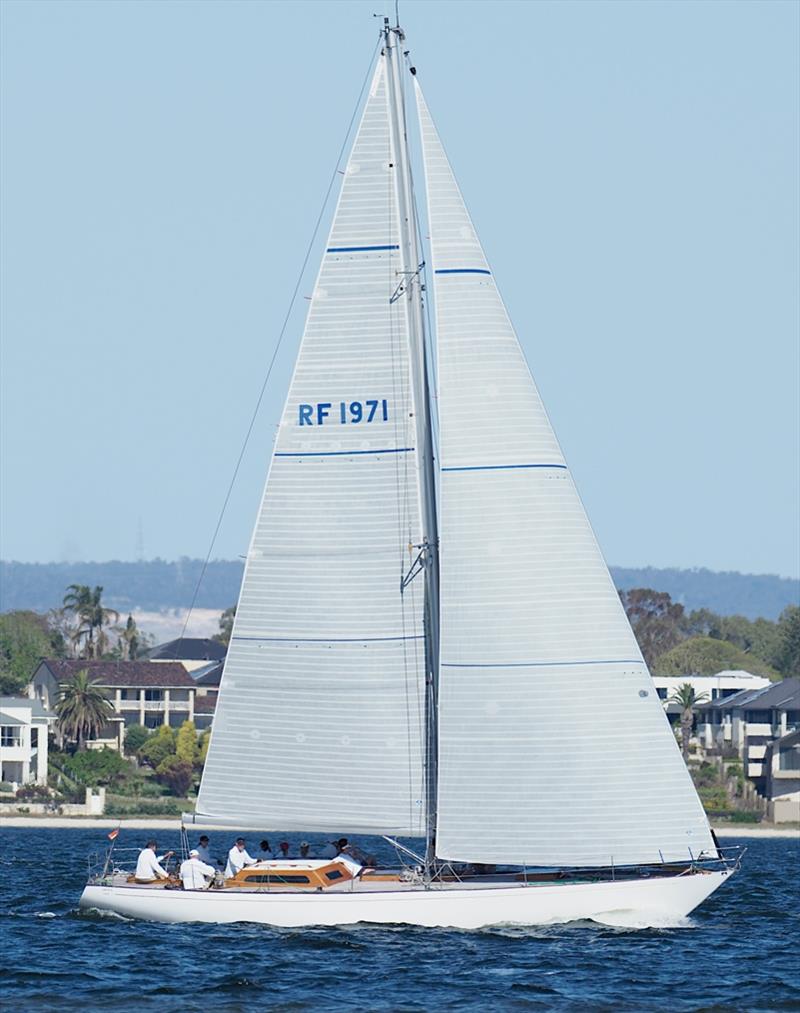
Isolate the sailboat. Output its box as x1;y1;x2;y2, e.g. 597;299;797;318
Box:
80;20;740;928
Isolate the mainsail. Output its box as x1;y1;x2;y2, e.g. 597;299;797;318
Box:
197;60;426;834
416;82;715;866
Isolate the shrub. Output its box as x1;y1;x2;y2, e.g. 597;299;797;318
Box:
197;729;210;768
726;810;760;824
140;731;176;769
60;748;130;786
105;798;183;817
175;720;198;765
15;783;52;801
156;756;194;796
124;724;151;756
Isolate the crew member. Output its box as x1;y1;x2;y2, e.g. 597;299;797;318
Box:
299;841;311;858
180;849;216;890
196;835;213;865
135;840;173;882
225;838;257;878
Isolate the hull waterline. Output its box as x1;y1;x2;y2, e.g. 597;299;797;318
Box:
79;869;731;928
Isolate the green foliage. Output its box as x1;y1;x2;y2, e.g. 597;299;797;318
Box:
214;605;236;646
198;729;211;767
175;720;197;764
653;637;781;680
62;584;120;659
155;756;194;796
619;589;685;668
0;610;63;694
775;605;800;677
124;724;152;756
55;668;116;748
692;761;720;788
139;726;176;769
55;747;130;786
105;797;184;817
15;783;52;801
725;810;760;823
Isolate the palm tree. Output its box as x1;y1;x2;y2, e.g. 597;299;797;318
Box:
668;682;709;761
62;584;120;659
55;668;115;751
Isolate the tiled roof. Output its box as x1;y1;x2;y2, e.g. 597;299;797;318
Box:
194;661;224;687
700;678;800;712
40;660;195;689
145;638;227;662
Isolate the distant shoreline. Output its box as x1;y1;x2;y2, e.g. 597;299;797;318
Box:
0;816;797;837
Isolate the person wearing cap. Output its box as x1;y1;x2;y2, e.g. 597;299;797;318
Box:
225;838;257;878
180;849;216;890
299;842;310;858
134;840;174;882
195;835;214;866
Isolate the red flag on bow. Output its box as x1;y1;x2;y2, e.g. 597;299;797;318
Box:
107;828;119;841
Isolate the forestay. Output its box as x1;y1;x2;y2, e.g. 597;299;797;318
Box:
416;82;715;866
197;59;426;834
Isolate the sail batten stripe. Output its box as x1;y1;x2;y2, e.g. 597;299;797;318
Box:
275;447;413;457
442;659;645;669
327;244;400;252
442;463;567;472
435;268;491;275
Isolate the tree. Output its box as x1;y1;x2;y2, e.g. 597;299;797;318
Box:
156;756;194;796
197;729;211;768
139;723;176;768
668;683;709;761
653;636;781;680
775;605;800;677
118;615;140;660
62;585;120;659
619;589;685;668
123;723;151;756
0;611;64;695
175;720;198;765
213;605;236;646
55;668;115;750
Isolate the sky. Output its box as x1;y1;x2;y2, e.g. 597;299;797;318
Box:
1;0;798;578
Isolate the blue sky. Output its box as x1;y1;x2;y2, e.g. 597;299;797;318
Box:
1;0;798;578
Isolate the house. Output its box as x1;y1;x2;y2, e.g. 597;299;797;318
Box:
651;671;771;725
697;677;800;785
0;696;54;787
189;660;223;730
30;660;197;752
761;729;800;823
144;638;227;674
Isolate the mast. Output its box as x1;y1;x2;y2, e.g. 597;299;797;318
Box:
383;19;441;875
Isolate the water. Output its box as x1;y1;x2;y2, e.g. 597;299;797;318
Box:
1;828;798;1011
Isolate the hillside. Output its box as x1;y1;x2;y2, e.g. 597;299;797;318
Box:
0;559;797;620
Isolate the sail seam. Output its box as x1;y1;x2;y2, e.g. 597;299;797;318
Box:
327;244;400;252
442;463;567;472
434;268;491;275
233;635;424;643
441;659;645;668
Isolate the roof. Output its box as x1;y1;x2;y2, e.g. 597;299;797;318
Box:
40;660;195;689
700;678;800;712
194;661;224;687
0;710;26;727
0;696;53;719
145;638;227;662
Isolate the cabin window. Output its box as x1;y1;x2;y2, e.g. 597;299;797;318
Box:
325;870;343;881
244;874;311;884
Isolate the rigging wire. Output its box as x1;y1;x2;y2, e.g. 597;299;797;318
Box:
173;36;382;651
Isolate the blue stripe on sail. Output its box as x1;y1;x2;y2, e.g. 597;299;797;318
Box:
233;635;424;644
275;447;413;458
442;463;567;472
434;268;491;275
326;244;400;253
441;659;645;669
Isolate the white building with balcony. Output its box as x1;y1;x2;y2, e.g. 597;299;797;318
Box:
0;696;54;787
697;678;800;784
30;660;197;753
652;670;771;724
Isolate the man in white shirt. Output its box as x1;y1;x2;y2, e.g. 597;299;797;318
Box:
195;835;214;866
135;840;174;882
180;849;216;890
225;837;257;878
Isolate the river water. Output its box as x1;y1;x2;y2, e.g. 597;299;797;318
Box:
1;828;797;1011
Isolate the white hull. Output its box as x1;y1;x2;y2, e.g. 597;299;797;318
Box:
80;869;731;929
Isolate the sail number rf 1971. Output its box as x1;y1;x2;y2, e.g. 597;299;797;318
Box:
298;399;389;426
